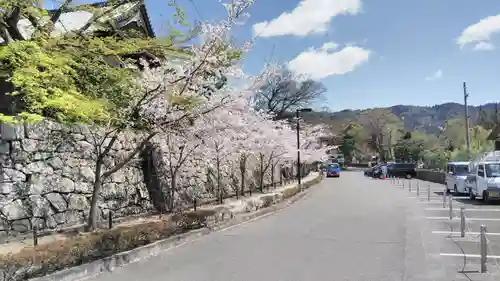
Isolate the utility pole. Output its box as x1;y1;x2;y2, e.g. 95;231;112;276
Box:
295;108;312;186
296;109;301;186
463;82;471;156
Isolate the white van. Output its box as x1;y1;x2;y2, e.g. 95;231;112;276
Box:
467;161;500;202
446;162;470;194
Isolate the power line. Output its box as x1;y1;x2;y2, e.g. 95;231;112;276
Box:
187;0;204;21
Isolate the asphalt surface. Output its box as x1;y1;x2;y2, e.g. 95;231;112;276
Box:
402;178;500;280
87;172;484;281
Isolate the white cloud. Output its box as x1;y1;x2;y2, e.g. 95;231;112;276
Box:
425;70;443;81
473;41;495;51
288;42;370;80
457;14;500;50
252;0;362;37
320;42;339;51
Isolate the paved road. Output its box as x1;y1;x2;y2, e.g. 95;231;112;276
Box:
407;179;500;278
88;172;453;281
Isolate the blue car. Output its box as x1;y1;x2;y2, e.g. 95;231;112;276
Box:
326;163;341;178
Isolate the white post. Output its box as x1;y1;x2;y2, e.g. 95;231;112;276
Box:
449;195;453;220
443;187;447;208
460;207;465;238
480;225;487;273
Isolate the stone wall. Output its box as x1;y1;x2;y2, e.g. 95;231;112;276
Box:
0;120;152;237
415;169;445;185
0;119;300;238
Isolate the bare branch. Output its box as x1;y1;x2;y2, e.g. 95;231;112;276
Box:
254;64;325;118
50;0;74;24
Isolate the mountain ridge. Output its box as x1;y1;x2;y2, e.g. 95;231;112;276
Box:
309;102;499;134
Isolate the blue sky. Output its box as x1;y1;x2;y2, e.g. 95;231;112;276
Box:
50;0;500;112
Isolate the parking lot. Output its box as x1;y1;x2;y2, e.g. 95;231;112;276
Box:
391;177;500;278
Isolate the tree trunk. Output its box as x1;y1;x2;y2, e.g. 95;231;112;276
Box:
279;165;283;186
216;154;222;204
271;161;276;189
239;155;246;196
169;174;176;211
259;153;264;192
87;177;102;231
86;157;106;232
388;130;393;160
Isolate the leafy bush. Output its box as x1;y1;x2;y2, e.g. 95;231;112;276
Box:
0;253;34;281
282;186;301;199
171;209;217;229
260;195;275;208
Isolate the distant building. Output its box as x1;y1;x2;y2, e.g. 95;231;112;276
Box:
8;1;155;42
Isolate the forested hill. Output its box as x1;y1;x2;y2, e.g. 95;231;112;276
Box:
304;102;499;134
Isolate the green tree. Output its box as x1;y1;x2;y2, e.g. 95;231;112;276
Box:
0;0;190;124
340;134;355;162
450;125;494;161
393;132;424;162
478;105;499;130
0;0;253;231
357;108;401;161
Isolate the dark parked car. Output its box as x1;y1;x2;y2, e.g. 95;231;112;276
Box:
387;163;416;179
364;164;381;177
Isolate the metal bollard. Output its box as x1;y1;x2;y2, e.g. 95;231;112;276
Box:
417;181;420;196
449;195;453;220
480;225;487;273
33;226;38;246
108;211;113;229
409;180;412;192
460;207;465;238
428;186;431;201
443;187;447;208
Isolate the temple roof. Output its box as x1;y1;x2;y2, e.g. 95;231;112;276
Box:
0;0;155;43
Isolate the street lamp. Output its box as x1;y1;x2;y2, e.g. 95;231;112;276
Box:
296;108;312;186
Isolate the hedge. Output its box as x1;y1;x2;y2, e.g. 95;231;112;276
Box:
0;211;211;281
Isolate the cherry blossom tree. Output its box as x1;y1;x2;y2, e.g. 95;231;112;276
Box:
83;0;329;229
82;0;255;231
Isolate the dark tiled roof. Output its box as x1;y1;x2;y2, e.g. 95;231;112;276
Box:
47;0;155;38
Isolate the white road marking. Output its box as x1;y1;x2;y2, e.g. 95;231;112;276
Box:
432;231;500;236
426;208;500;211
440;253;500;259
426;217;500;221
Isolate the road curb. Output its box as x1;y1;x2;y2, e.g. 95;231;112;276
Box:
29;174;323;281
